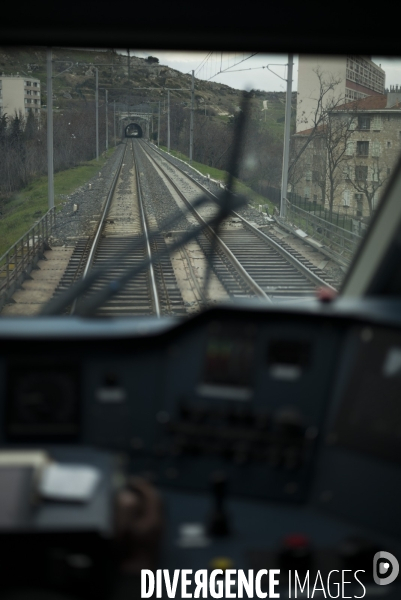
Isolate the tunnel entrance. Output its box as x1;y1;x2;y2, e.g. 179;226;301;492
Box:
125;123;143;138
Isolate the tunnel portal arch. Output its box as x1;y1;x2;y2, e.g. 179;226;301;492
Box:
125;123;143;138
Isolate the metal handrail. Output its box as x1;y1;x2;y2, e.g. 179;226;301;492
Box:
0;207;56;299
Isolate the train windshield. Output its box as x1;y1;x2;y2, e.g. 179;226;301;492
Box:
1;49;401;317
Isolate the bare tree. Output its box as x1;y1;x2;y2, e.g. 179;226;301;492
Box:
324;111;357;219
289;68;344;189
347;156;390;215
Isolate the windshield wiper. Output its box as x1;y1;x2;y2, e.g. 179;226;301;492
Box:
41;192;246;316
41;93;250;317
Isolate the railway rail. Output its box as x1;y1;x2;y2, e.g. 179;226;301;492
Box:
138;141;336;302
56;142;187;317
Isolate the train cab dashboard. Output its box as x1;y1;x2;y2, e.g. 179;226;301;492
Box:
0;298;401;598
2;11;401;597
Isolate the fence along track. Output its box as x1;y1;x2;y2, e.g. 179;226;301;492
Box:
140;142;335;301
0;208;56;311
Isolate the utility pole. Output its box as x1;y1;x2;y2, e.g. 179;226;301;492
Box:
105;89;108;151
114;100;116;146
95;67;99;160
190;70;195;163
46;48;54;209
280;54;293;218
158;100;160;147
127;49;130;120
167;89;170;152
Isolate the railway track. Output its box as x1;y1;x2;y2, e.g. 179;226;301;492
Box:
54;137;336;316
55;142;186;317
138;141;336;302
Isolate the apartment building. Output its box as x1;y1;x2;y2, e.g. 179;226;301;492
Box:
291;88;401;218
0;75;41;119
296;56;385;132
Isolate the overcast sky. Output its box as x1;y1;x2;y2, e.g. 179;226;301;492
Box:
121;51;401;93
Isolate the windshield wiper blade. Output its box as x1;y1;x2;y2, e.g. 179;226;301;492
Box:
40;191;245;316
41;93;250;317
201;92;249;298
75;194;246;316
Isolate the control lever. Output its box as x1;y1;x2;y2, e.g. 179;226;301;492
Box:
207;472;230;537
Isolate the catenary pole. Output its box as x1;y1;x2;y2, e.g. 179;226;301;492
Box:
158;101;160;146
280;54;293;218
95;67;99;160
167;89;170;152
127;49;130;120
190;70;194;163
114;100;116;146
105;89;108;151
46;48;54;209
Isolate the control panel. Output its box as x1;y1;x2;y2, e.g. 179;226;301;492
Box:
0;301;401;598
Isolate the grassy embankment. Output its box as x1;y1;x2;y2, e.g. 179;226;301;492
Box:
0;147;116;258
159;146;276;215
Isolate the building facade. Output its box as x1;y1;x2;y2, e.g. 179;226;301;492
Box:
0;75;41;119
296;56;385;132
292;92;401;218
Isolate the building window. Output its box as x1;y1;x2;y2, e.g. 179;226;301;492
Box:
355;193;363;216
26;90;32;95
357;141;369;156
33;82;38;87
355;165;368;181
25;81;31;86
305;171;312;181
358;116;370;130
304;187;311;199
312;170;321;182
343;189;350;206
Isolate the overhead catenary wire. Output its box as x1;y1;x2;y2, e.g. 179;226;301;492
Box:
195;52;259;83
193;51;213;76
206;53;259;80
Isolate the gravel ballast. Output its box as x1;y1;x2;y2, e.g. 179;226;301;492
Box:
48;144;125;246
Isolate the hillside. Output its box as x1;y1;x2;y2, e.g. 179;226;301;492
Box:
0;47;292;137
